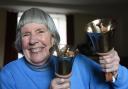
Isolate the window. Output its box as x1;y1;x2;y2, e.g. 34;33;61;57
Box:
50;14;67;45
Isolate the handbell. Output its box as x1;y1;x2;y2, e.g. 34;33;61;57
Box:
85;19;114;53
55;45;76;78
85;18;115;82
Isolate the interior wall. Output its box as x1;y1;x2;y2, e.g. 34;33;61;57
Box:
74;14;96;46
4;11;18;65
0;9;6;68
118;15;128;57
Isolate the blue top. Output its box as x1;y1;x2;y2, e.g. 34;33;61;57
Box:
1;54;128;89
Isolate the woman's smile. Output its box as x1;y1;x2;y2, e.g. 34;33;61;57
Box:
29;47;43;53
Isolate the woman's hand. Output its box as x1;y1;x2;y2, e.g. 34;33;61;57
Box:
50;78;70;89
98;49;120;79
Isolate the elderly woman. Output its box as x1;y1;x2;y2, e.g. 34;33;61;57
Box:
1;8;128;89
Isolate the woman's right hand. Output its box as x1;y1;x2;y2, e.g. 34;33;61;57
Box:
50;78;70;89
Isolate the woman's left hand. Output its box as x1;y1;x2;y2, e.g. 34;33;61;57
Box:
98;49;120;77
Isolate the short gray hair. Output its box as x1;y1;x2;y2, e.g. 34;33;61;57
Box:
15;8;60;53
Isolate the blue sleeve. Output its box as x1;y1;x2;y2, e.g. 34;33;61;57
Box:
0;66;16;89
112;65;128;89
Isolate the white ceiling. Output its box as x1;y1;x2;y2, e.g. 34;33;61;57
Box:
0;0;127;14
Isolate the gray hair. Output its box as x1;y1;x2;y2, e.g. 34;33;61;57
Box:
15;8;60;53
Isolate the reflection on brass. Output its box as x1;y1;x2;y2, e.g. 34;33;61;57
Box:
55;56;73;77
85;19;114;53
56;45;77;57
55;45;77;78
85;18;115;82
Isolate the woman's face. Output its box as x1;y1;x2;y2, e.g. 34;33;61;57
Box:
21;23;54;66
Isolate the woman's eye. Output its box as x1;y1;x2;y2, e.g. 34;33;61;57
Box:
22;33;30;37
36;27;48;34
39;31;45;33
37;30;47;34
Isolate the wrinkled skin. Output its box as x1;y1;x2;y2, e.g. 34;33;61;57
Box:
21;23;54;66
98;49;120;78
50;78;70;89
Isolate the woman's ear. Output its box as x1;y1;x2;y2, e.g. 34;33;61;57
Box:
51;37;55;47
49;37;56;54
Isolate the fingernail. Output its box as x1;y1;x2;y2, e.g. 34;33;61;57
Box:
60;78;65;82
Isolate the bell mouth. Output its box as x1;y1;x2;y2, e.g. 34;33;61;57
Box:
86;19;113;34
85;18;115;53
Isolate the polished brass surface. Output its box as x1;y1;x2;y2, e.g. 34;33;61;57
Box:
85;18;114;53
55;45;76;78
85;18;115;82
55;56;74;76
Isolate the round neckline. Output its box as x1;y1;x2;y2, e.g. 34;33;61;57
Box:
24;56;52;72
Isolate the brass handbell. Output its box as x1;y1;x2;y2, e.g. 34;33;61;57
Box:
55;45;77;78
85;18;115;82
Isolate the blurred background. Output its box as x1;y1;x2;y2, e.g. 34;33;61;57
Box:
0;0;128;68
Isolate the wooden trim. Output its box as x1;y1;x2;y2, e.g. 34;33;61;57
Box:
66;15;74;45
4;11;18;65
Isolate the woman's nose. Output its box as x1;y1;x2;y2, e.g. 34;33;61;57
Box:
29;34;38;45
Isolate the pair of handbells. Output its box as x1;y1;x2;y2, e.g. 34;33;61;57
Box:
55;18;115;82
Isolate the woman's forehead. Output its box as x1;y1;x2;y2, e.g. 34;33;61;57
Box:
21;23;48;31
